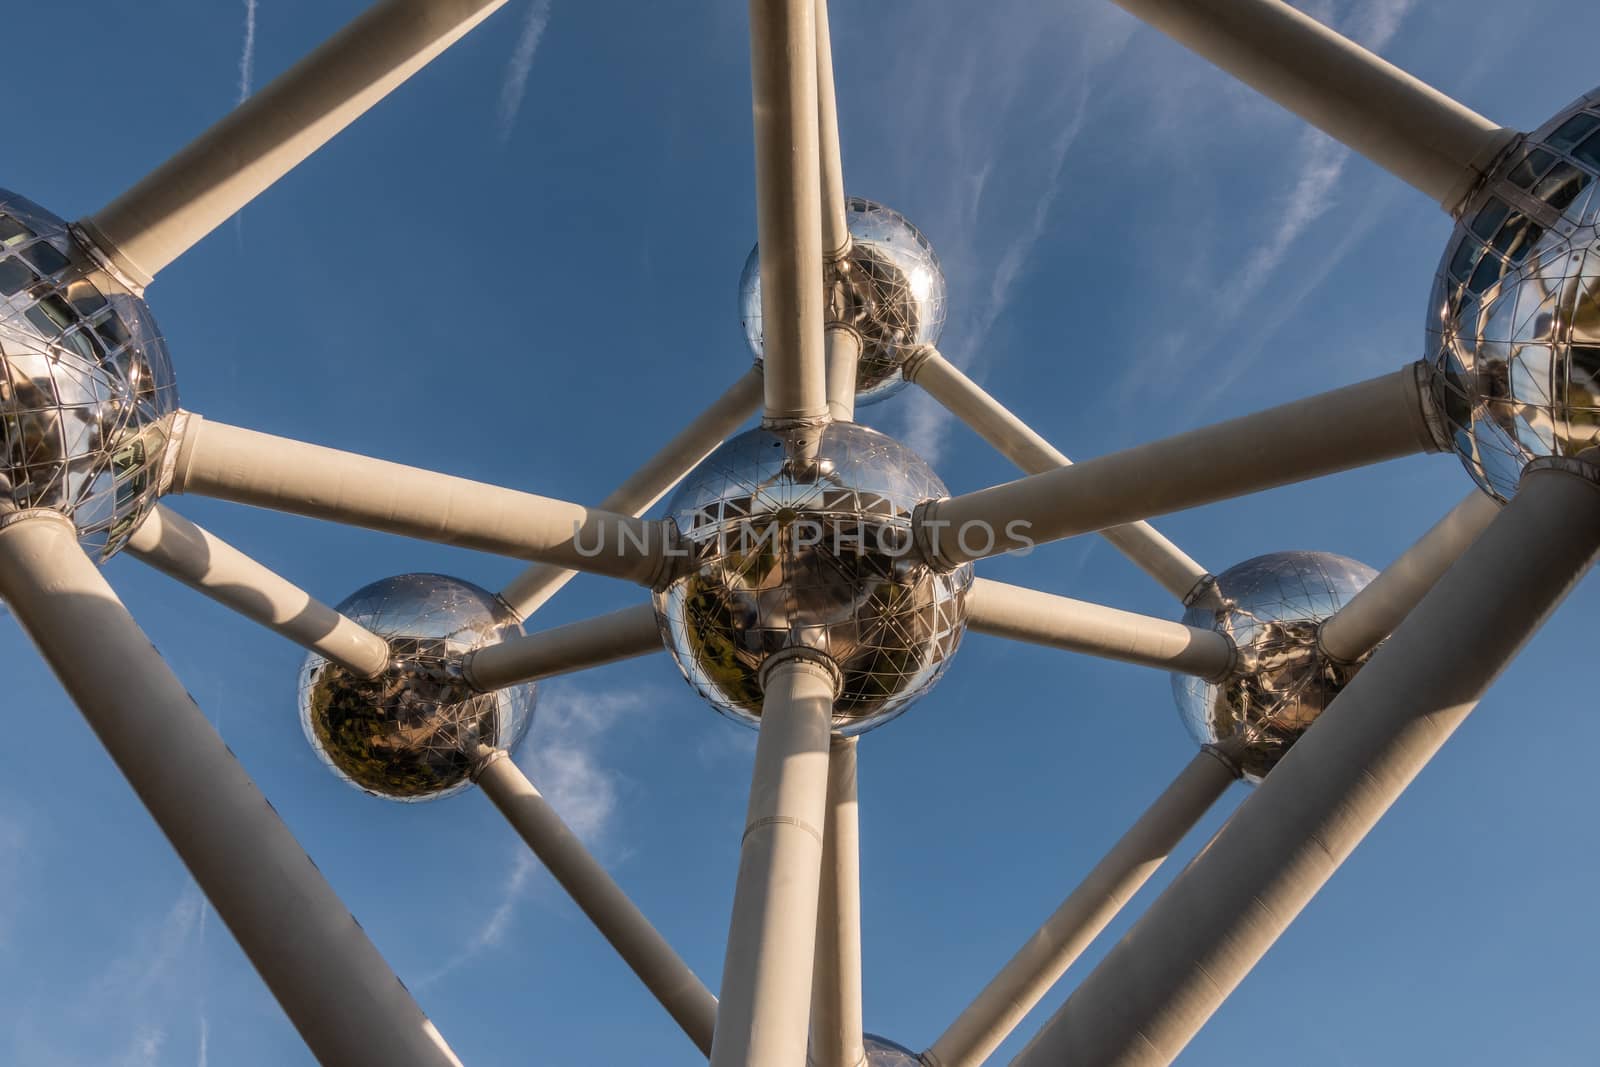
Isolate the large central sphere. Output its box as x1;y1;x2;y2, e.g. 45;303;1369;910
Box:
1429;87;1600;500
740;197;947;406
655;422;970;734
1173;551;1377;782
299;573;536;802
0;189;178;558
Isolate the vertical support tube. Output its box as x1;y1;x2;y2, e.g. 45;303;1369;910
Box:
474;750;718;1056
1107;0;1516;212
811;736;866;1067
0;511;463;1067
825;327;862;423
749;0;830;454
922;748;1238;1067
1014;457;1600;1067
814;0;850;259
1318;489;1501;662
710;650;838;1067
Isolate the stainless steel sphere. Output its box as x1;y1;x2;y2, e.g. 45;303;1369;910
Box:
0;189;178;558
654;421;970;734
808;1033;920;1066
1172;552;1377;782
740;197;946;406
299;573;535;802
863;1034;921;1066
1429;87;1600;500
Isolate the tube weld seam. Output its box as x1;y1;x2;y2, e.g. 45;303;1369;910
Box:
758;646;843;696
741;814;824;847
0;508;75;533
1524;454;1600;491
1408;361;1451;454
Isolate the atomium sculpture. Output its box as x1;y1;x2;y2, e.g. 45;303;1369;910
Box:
2;1;1599;1067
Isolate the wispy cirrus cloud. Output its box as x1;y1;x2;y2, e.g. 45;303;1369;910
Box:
232;0;259;239
238;0;259;103
858;1;1137;465
418;681;651;988
498;0;554;143
0;812;26;947
78;884;208;1067
1221;0;1416;320
1114;0;1418;414
1;880;214;1067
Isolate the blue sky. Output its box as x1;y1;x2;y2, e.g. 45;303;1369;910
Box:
4;1;1600;1064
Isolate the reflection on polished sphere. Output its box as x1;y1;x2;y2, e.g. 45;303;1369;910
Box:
0;189;178;558
654;421;970;734
862;1034;922;1066
740;197;946;406
1172;552;1376;782
1429;87;1600;500
299;574;535;802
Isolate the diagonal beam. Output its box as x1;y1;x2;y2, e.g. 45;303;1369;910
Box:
923;747;1238;1067
915;365;1446;570
1014;456;1600;1067
126;504;391;678
500;367;763;618
749;0;830;447
0;510;463;1067
78;0;512;284
462;603;662;692
1108;0;1517;212
166;413;675;587
906;347;1212;602
711;650;837;1067
474;748;718;1056
966;578;1233;679
1318;488;1501;662
810;736;865;1067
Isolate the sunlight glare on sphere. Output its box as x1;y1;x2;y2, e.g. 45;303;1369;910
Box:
299;573;535;802
654;422;970;734
1429;87;1600;499
1173;552;1377;782
862;1034;922;1066
740;197;947;406
0;189;178;559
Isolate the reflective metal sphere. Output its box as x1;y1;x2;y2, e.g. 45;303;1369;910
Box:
655;422;970;734
862;1034;921;1066
0;189;178;558
299;574;535;802
1429;87;1600;500
1172;552;1377;782
740;197;946;406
